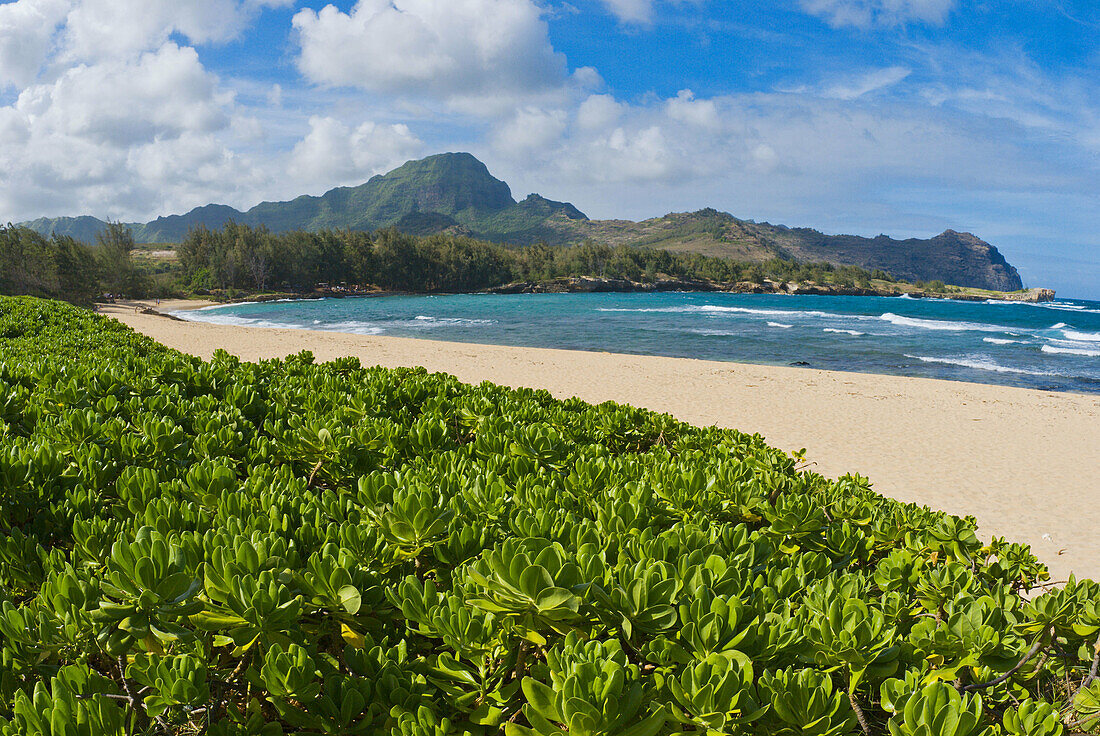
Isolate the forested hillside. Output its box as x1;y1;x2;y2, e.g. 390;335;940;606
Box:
17;153;1025;291
176;223;885;294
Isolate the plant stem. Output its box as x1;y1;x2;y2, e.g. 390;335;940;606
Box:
1086;633;1100;688
1070;632;1100;708
512;640;529;683
962;626;1051;692
849;689;872;736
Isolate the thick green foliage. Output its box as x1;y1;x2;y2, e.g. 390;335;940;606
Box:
177;222;885;294
0;296;1096;736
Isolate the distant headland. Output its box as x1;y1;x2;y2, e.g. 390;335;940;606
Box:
20;152;1029;293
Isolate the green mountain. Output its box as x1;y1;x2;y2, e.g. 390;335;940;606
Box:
18;152;1023;291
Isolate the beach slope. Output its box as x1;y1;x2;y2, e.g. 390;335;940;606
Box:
104;300;1099;581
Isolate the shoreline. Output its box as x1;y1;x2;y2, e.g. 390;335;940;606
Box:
140;293;1099;397
141;278;1057;308
101;299;1100;581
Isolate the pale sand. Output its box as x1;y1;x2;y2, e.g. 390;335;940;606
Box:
102;299;1100;581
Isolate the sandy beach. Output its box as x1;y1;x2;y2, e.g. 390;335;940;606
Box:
102;299;1100;581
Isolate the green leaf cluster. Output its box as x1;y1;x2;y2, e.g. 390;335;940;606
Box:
0;295;1096;736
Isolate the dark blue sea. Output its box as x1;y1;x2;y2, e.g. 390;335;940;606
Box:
175;293;1100;394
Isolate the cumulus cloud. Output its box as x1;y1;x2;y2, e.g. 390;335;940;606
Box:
61;0;295;61
480;80;1082;238
0;42;247;218
800;0;956;28
0;0;390;221
666;89;720;128
19;44;230;146
0;0;69;88
491;107;568;156
293;0;568;105
287;116;424;191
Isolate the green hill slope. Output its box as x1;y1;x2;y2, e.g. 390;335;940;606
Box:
17;153;1024;291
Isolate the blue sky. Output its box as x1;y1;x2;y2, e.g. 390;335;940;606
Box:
1;0;1098;297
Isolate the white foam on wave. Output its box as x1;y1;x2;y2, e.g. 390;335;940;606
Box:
178;310;494;335
1050;305;1100;314
985;300;1100;315
824;328;865;336
191;300;259;312
689;328;738;337
334;316;495;331
320;321;386;335
1042;345;1100;357
597;305;875;321
1063;330;1100;342
1050;323;1069;329
175;311;317;331
768;322;793;329
905;354;1058;376
880;312;1007;332
983;337;1027;345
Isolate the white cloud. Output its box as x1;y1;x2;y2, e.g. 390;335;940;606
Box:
666;89;720;128
600;0;654;24
800;0;956;28
576;94;624;131
819;66;911;99
491;107;568;156
0;0;69;88
0;42;245;218
19;44;231;146
287;115;424;191
482;82;1083;237
61;0;295;61
293;0;568;105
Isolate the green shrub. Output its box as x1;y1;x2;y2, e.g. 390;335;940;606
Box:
0;295;1094;736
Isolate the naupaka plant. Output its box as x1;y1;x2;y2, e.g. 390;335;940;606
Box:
0;295;1096;736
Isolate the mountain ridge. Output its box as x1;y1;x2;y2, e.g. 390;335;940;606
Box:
17;152;1024;291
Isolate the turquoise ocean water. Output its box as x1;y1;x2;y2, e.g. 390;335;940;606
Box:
175;293;1100;394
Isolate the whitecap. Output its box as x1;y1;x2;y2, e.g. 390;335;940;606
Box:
175;312;312;331
767;322;793;329
880;313;1007;332
905;354;1057;376
598;305;876;320
1042;345;1100;357
1063;330;1100;342
193;300;260;311
824;328;865;336
689;328;738;337
983;337;1027;345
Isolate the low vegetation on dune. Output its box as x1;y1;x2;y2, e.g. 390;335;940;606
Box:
1;296;1098;736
